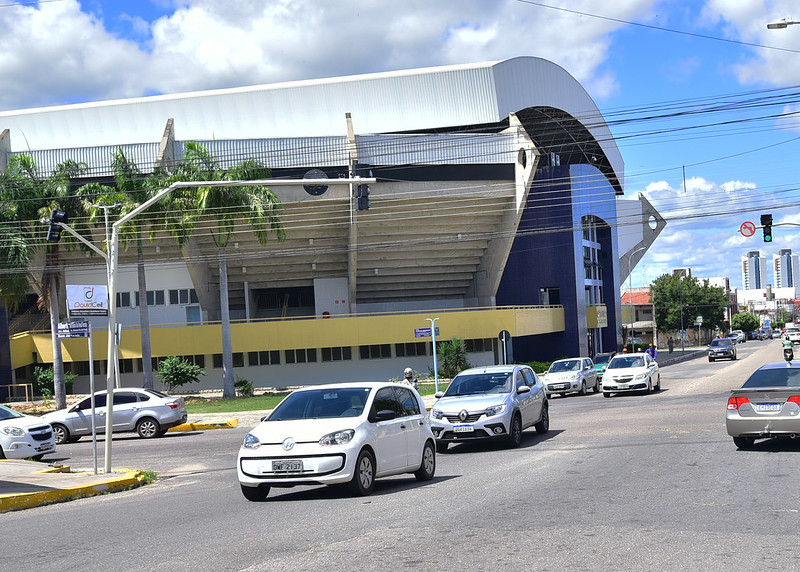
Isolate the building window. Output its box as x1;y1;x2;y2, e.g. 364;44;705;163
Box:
212;353;244;368
136;290;166;306
359;344;391;360
118;359;135;374
169;288;199;305
465;338;494;353
116;292;131;308
248;351;281;366
285;348;318;364
395;342;427;357
321;347;353;362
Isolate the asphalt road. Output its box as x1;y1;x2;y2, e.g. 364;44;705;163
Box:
6;339;800;571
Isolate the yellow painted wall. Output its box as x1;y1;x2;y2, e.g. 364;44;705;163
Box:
12;306;564;367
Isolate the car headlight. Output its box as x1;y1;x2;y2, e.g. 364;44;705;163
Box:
2;426;25;437
431;409;444;420
485;403;506;417
634;372;648;381
242;433;261;449
319;429;355;446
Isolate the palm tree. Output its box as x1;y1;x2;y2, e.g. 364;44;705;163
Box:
152;143;284;398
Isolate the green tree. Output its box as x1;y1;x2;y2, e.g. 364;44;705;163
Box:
650;273;728;335
731;312;759;333
155;356;205;392
152;143;284;399
437;337;471;379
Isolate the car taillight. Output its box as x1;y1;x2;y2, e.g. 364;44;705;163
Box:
727;396;750;410
787;396;800;405
167;401;180;409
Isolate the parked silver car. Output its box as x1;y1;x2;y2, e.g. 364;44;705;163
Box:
543;357;598;396
42;388;187;444
429;364;549;452
726;361;800;449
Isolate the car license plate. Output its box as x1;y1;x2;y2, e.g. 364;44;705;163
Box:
272;459;303;472
755;403;781;412
453;424;474;433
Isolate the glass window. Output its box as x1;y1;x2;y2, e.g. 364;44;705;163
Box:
372;387;402;417
521;368;535;387
395;387;420;416
113;392;138;405
78;394;106;409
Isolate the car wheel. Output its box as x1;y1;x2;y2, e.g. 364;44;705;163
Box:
579;381;587;396
732;353;737;360
733;436;755;449
655;375;661;391
593;380;600;394
644;379;652;395
435;441;449;454
708;357;714;362
414;441;436;482
52;423;70;445
534;404;550;434
603;392;611;398
136;417;161;439
240;483;270;501
349;449;375;496
507;413;523;447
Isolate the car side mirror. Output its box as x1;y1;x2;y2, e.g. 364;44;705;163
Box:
517;385;531;395
374;409;397;422
434;391;444;399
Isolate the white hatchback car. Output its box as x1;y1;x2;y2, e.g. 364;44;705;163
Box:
0;404;56;460
238;382;436;501
543;357;598;396
601;353;661;397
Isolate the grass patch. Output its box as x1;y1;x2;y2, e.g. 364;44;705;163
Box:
138;470;158;485
184;394;287;414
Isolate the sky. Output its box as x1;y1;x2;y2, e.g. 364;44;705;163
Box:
2;0;800;290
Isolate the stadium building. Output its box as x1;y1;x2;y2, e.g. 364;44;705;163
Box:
0;57;663;394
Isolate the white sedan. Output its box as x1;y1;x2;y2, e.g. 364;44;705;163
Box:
0;404;56;460
238;382;436;501
601;353;661;397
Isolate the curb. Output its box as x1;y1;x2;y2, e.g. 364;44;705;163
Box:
167;419;239;432
0;464;145;514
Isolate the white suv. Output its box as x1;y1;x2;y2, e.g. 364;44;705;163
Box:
785;326;800;345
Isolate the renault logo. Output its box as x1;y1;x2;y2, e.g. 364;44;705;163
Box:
459;410;468;422
282;437;295;451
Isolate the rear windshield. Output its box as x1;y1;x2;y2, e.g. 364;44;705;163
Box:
742;368;800;388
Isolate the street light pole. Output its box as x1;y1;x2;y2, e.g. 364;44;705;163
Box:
627;247;646;352
427;317;440;393
767;18;800;29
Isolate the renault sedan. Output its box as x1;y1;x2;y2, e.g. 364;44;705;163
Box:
0;404;55;460
602;353;661;397
42;388;187;444
238;382;436;501
429;364;549;452
726;361;800;449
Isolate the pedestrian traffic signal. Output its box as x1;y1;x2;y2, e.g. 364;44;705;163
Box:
46;210;68;242
356;184;370;211
761;213;773;242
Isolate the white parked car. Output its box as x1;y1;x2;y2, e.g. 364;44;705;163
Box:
785;326;800;345
238;382;436;500
543;357;598;396
601;353;661;397
0;404;56;460
429;364;549;452
42;388;188;444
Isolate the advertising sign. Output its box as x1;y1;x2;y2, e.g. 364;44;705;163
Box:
57;321;90;338
66;285;109;316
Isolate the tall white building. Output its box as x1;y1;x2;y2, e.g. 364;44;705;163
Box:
773;249;800;296
741;251;768;290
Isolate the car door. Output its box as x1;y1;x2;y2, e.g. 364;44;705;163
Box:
370;387;407;473
111;391;140;431
69;393;107;436
521;368;543;427
583;359;597;389
514;368;534;427
394;386;425;469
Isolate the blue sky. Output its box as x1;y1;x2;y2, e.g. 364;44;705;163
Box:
2;0;800;290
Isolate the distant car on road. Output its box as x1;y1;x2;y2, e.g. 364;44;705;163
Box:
237;382;435;500
430;364;549;452
543;357;598;396
729;330;746;343
42;388;187;444
0;404;55;460
601;353;661;397
708;337;737;362
773;330;783;339
784;326;800;345
726;361;800;449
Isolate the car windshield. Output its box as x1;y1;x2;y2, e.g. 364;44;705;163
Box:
444;372;512;396
742;368;800;388
549;360;580;373
0;404;23;421
267;387;371;420
593;354;613;365
608;356;645;369
710;339;732;347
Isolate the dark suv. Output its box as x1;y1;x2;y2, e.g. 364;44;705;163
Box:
708;337;737;362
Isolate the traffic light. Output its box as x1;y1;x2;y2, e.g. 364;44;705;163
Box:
356;184;370;211
761;213;773;242
46;210;67;242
